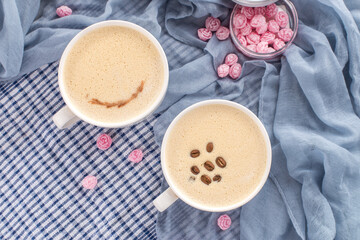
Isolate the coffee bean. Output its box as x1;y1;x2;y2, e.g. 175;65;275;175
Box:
190;149;200;158
191;166;200;175
201;175;212;185
213;175;222;182
204;161;215;171
206;142;213;153
216;157;227;168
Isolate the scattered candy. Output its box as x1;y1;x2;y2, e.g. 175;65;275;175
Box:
256;23;268;35
216;26;230;40
82;176;97;190
246;32;260;45
229;63;242;79
56;5;72;17
217;64;230;78
217;214;232;230
237;34;247;46
198;28;212;41
205;17;221;32
240;23;252;36
128;149;144;163
275;11;289;28
241;7;255;19
247;44;257;52
278;28;293;42
261;32;276;44
233;13;247;29
268;20;280;33
97;134;112;150
225;53;238;66
254;7;266;16
273;38;286;50
256;41;269;53
250;15;266;28
265;3;278;18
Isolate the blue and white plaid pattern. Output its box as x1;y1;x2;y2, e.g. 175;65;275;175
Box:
0;62;164;239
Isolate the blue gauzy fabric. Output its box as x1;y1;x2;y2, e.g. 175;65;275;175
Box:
0;0;360;240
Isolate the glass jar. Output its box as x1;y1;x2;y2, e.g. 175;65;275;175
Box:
229;0;298;59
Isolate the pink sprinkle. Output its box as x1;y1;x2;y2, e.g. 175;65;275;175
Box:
82;176;97;190
261;32;276;44
97;134;112;150
229;63;242;80
216;26;229;41
197;28;212;41
250;15;266;28
225;53;238;66
275;11;289;28
273;38;286;50
278;28;293;42
217;214;232;230
237;34;247;46
240;23;252;36
265;3;278;18
256;41;269;53
241;7;255;19
205;17;221;32
128;149;144;163
233;13;247;29
256;23;268;35
254;7;266;16
268;20;280;33
56;5;72;18
246;32;260;45
247;44;257;52
217;64;230;78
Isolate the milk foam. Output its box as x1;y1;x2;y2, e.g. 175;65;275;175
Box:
165;104;267;208
63;26;164;123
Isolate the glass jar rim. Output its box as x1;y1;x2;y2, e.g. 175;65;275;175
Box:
231;0;279;7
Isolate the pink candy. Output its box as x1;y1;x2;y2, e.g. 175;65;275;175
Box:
216;26;230;40
225;53;238;66
237;34;247;46
265;3;278;18
217;214;232;230
261;32;276;44
97;134;112;150
56;5;72;17
254;7;266;16
198;28;212;41
233;13;247;29
229;63;242;79
256;41;269;53
256;23;268;35
241;7;254;19
128;149;144;163
275;11;289;28
240;23;252;36
268;20;280;33
278;28;293;41
267;47;275;53
250;15;266;28
273;38;286;50
246;32;260;45
205;17;221;31
247;44;257;52
217;64;230;78
82;176;97;190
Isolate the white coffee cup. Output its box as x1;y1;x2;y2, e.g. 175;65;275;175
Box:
153;100;272;212
52;20;169;129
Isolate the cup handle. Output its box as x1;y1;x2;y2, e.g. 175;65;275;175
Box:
153;187;179;212
52;105;80;129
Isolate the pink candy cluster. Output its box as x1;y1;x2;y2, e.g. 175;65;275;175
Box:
217;53;242;79
232;4;293;53
198;17;230;41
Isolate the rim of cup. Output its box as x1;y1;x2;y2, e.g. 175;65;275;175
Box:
58;20;169;128
160;99;272;212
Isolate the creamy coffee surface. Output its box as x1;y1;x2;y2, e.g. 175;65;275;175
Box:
165;104;267;208
63;26;164;123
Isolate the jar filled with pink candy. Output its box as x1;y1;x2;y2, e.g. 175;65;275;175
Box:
230;0;298;59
